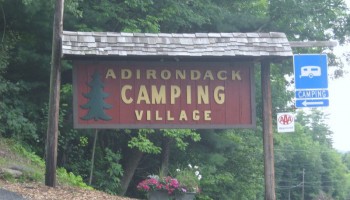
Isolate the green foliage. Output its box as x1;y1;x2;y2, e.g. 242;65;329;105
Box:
0;137;92;188
12;143;45;168
274;110;350;200
93;148;123;194
0;171;16;182
296;110;333;147
167;129;264;200
105;148;123;183
343;153;350;170
268;0;348;43
128;129;161;154
174;164;201;193
65;0;83;17
57;168;93;189
161;129;200;150
127;129;200;154
0;28;37;141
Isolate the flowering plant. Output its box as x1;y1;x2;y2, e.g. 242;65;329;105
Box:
175;164;202;193
137;175;180;195
137;165;202;196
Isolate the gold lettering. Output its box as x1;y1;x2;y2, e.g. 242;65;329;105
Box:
167;111;174;121
151;85;166;104
121;85;133;104
136;69;141;79
160;70;171;80
204;110;211;121
105;69;116;79
170;85;181;104
146;70;156;79
193;110;200;121
217;70;227;80
146;110;151;120
232;71;242;80
203;70;214;80
197;85;209;104
179;110;188;121
135;110;143;120
121;69;132;79
186;85;191;104
214;86;225;104
190;70;200;80
137;85;150;104
155;110;162;120
175;70;186;80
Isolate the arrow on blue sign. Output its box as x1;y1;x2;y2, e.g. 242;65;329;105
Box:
295;99;329;108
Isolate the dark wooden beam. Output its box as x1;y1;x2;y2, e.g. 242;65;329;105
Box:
45;0;64;187
261;60;276;200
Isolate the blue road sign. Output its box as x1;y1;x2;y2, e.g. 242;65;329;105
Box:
294;54;329;108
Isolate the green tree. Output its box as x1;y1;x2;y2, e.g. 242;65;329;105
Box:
343;153;350;170
0;2;37;141
275;110;350;200
268;0;349;42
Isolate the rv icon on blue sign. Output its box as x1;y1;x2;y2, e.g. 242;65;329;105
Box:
300;66;321;78
294;54;328;89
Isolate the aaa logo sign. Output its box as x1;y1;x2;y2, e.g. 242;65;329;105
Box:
277;113;295;133
73;61;255;129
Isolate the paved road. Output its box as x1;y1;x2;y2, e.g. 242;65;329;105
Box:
0;188;25;200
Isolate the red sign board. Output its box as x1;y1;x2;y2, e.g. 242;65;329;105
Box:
73;61;255;129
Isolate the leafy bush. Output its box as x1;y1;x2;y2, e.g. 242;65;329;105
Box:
12;143;45;168
57;168;93;190
93;148;123;194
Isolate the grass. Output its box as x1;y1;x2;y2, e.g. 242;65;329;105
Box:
0;137;92;189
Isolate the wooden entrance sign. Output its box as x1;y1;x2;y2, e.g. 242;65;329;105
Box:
62;31;293;200
73;61;255;129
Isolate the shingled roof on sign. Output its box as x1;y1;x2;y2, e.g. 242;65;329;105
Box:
62;31;293;58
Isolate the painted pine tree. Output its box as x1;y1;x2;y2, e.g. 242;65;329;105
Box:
80;71;112;121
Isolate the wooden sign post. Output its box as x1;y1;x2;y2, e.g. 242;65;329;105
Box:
261;61;275;200
45;0;64;187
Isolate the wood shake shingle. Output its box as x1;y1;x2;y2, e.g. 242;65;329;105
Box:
62;31;292;58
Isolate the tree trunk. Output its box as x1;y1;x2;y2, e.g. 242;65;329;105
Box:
160;136;171;177
120;148;143;195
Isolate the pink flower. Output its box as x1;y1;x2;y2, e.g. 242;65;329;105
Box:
137;175;183;195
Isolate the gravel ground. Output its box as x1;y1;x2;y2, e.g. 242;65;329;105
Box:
0;179;140;200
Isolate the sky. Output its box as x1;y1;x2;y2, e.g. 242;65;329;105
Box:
329;0;350;151
325;44;350;152
327;72;350;152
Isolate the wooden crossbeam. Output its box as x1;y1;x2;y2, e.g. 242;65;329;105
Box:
289;41;338;48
